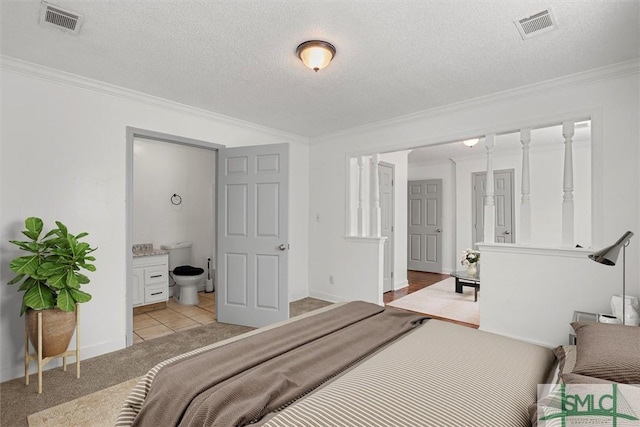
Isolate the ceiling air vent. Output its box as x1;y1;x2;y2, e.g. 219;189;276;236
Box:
514;9;557;40
39;2;84;35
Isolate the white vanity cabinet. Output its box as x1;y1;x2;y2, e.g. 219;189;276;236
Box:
132;254;169;307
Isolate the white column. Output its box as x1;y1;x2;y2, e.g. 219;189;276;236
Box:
369;154;381;237
483;134;496;243
520;128;531;244
562;121;575;247
357;156;366;237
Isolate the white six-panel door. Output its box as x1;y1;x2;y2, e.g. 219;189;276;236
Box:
216;143;289;328
407;179;443;273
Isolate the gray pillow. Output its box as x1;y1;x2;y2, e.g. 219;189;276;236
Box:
553;345;577;379
571;322;640;384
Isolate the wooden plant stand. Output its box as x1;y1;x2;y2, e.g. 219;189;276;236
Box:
24;304;80;394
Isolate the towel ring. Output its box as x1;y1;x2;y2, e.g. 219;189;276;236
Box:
171;194;182;206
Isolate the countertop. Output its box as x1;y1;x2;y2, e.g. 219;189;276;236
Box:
132;243;168;258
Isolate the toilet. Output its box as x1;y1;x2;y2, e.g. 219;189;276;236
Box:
160;242;204;306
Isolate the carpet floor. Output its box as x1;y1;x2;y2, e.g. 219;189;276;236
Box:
386;277;480;326
1;297;332;427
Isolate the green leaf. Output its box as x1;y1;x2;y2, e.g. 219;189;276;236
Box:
76;242;90;255
76;273;90;284
43;229;58;239
55;221;68;238
23;283;55;310
81;263;96;272
21;217;44;241
20;299;28;316
19;277;39;291
10;255;40;275
66;270;79;289
84;256;96;261
76;232;88;239
25;217;43;236
69;288;91;303
37;262;67;277
56;289;75;312
8;274;25;285
9;240;39;253
46;273;67;290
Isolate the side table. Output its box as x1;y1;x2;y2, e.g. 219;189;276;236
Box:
569;310;597;344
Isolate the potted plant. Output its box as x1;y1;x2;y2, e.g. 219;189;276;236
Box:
8;217;96;357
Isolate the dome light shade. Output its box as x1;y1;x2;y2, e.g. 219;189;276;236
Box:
463;138;480;147
296;40;336;72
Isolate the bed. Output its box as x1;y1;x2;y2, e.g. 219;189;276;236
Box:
116;301;640;427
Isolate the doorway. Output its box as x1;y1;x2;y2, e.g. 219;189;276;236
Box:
472;169;515;246
126;128;223;346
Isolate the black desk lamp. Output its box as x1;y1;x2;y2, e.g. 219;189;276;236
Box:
588;231;634;325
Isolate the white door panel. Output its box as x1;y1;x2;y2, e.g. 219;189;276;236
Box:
217;143;289;327
379;163;394;292
407;179;442;273
472;170;515;245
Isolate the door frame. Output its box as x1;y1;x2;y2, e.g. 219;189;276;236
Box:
125;127;224;347
379;161;395;292
471;168;515;246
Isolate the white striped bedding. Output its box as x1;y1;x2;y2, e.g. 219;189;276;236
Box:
117;305;555;426
263;320;555;427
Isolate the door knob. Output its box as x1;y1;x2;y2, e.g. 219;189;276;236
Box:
278;244;287;251
504;230;511;235
436;229;442;233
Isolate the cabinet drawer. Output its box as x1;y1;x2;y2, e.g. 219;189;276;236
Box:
144;267;167;284
144;285;167;303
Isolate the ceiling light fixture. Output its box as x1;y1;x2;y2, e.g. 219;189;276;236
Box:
296;40;336;72
462;138;480;147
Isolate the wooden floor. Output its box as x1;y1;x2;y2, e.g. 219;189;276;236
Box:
383;270;448;304
384;270;479;329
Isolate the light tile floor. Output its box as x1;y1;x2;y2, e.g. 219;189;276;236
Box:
133;292;216;344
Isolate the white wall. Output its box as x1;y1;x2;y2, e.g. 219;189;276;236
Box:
308;62;639;344
379;151;409;289
478;243;619;346
0;58;309;381
133;138;216;290
408;160;457;273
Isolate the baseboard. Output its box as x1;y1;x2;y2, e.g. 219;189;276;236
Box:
1;339;124;382
288;288;309;302
308;290;348;303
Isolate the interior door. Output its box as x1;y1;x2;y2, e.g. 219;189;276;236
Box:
407;179;442;273
379;162;394;292
472;169;515;245
217;143;289;328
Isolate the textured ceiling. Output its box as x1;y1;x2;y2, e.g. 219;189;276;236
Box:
1;1;639;138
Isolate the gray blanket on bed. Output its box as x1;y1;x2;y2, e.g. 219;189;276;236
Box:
131;301;425;427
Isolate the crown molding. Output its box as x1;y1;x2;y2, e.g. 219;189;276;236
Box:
0;55;309;145
311;58;640;145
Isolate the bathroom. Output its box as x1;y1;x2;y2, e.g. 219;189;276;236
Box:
131;136;217;342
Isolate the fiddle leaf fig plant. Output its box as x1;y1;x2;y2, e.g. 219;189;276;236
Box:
8;217;97;315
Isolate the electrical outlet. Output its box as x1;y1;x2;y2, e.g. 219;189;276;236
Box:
329;275;334;285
